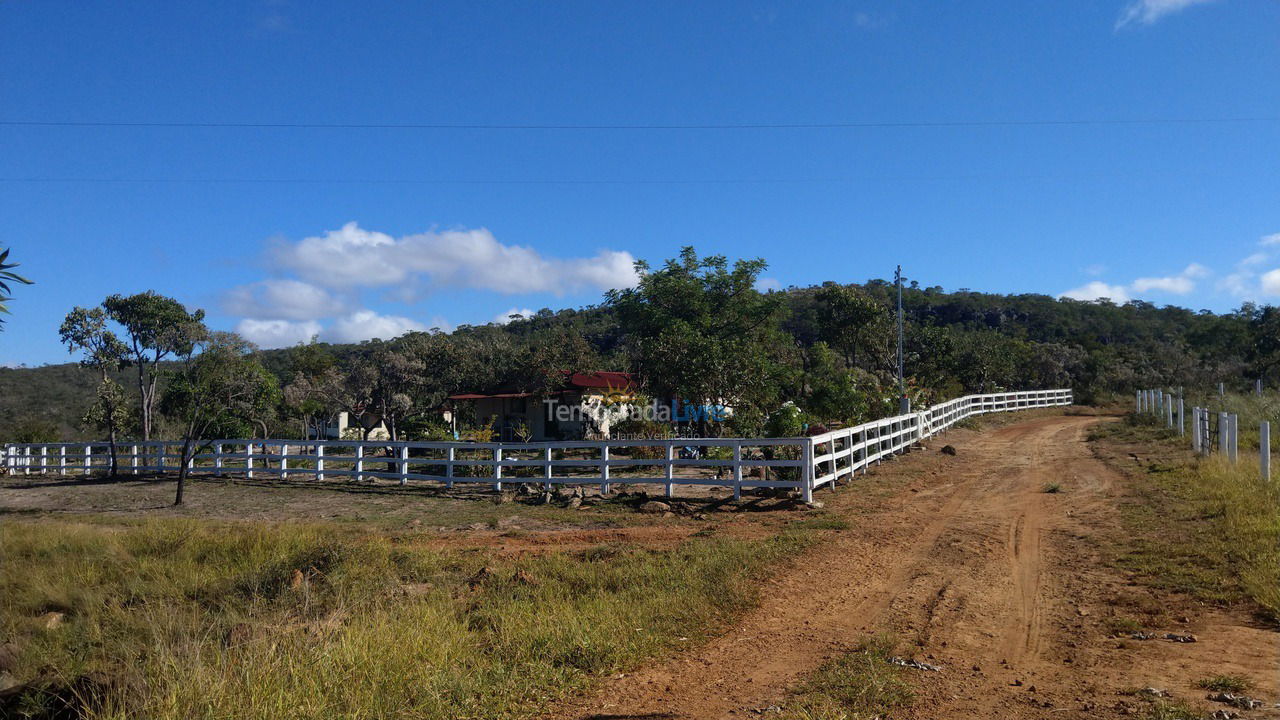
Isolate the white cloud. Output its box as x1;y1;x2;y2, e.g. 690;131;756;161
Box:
1060;281;1132;304
1130;263;1208;295
754;277;782;293
1066;263;1208;302
224;279;346;321
493;307;536;325
1261;269;1280;296
1260;233;1280;246
323;310;427;344
1239;252;1268;268
235;318;323;349
1116;0;1218;27
1084;263;1108;277
272;222;639;296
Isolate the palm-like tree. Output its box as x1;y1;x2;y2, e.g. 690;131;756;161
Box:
0;247;34;329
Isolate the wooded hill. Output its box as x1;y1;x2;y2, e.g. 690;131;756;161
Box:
3;252;1275;443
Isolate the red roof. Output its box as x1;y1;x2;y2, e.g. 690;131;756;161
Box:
448;371;638;401
563;371;638;391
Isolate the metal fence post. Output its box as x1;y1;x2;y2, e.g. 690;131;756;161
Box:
316;442;326;481
83;445;90;475
354;444;363;481
1261;421;1271;482
214;442;223;477
280;443;289;480
445;446;455;489
398;445;409;486
1177;398;1184;436
246;442;255;479
1219;412;1229;455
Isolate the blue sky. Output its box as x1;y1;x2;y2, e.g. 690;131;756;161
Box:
1;0;1277;366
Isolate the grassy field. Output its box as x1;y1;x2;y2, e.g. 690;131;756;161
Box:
1090;414;1280;620
0;515;833;719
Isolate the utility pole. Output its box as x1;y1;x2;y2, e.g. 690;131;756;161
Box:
896;265;909;414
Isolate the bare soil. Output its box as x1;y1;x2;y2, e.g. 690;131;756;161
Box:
539;413;1280;720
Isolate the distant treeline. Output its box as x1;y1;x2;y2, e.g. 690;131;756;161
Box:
3;247;1277;442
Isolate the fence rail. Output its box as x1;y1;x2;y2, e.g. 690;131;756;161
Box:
4;389;1072;502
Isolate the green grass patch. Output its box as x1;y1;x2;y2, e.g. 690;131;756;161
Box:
0;517;819;719
778;634;913;720
1103;615;1146;636
1196;674;1253;693
1094;422;1280;620
1042;482;1062;494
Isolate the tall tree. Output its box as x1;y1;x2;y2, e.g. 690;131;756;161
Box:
103;292;207;440
59;307;131;475
161;332;277;505
607;247;791;435
0;247;34;330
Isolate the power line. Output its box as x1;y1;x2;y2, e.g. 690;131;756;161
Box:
0;172;1146;185
0;116;1276;131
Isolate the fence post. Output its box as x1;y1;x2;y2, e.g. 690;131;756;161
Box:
83;445;90;476
599;445;610;495
1223;412;1233;461
445;446;455;489
280;443;289;480
1135;390;1141;413
398;445;409;486
59;445;67;474
1218;413;1229;456
246;442;255;479
214;442;223;477
1261;421;1271;482
801;438;814;505
130;444;138;474
1177;398;1184;436
316;442;326;481
493;446;503;493
1191;408;1200;452
664;443;674;498
544;446;554;494
732;441;743;501
39;446;46;474
1166;399;1173;429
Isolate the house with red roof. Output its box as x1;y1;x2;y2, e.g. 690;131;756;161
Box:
447;371;642;441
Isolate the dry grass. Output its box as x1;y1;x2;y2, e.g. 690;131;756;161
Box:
0;517;826;719
1093;417;1280;620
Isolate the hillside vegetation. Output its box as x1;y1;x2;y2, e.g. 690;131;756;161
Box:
3;247;1275;442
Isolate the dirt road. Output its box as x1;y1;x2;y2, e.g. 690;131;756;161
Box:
546;413;1280;719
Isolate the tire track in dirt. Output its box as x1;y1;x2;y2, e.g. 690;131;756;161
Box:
542;414;1280;720
542;415;1088;720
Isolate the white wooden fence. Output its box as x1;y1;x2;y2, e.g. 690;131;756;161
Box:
4;389;1071;503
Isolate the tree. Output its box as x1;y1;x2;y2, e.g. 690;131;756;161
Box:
606;247;792;435
0;247;34;330
59;307;131;475
161;332;277;505
814;282;890;370
103;292;207;440
281;340;339;439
